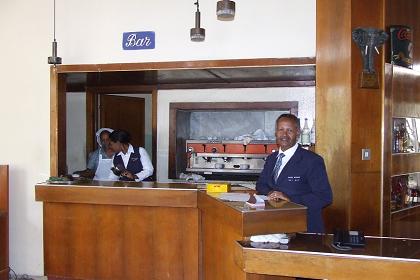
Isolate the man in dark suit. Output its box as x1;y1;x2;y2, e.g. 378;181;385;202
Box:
256;114;333;233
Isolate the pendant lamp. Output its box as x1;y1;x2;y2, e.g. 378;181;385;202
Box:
190;1;205;42
216;0;235;21
48;0;62;65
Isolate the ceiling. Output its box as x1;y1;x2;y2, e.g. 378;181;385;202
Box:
65;64;315;91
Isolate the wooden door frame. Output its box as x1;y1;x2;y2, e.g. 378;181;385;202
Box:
50;57;315;175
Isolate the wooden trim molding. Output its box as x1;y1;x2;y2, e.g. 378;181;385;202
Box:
51;58;315;176
50;68;67;176
55;57;316;73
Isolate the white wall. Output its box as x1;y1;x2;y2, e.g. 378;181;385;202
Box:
58;0;315;64
0;0;315;275
157;87;315;182
0;0;52;275
67;93;87;173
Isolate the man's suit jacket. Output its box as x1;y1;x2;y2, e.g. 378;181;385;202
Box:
256;145;333;233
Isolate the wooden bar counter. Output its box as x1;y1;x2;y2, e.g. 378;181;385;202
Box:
35;181;307;280
235;233;420;280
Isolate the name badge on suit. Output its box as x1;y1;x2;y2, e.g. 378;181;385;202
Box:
287;176;301;182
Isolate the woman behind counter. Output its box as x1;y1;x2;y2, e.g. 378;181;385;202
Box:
108;129;154;182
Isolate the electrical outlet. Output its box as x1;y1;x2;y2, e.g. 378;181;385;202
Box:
362;148;371;160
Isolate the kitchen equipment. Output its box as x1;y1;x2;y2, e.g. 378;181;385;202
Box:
186;139;276;175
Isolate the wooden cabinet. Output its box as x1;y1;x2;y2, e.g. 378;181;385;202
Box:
385;65;420;238
35;182;307;280
0;165;9;280
317;0;420;237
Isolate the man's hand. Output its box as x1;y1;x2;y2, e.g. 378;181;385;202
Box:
268;191;290;202
73;169;94;179
121;170;135;179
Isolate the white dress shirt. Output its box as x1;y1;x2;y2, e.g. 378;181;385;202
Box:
109;144;154;182
274;142;299;180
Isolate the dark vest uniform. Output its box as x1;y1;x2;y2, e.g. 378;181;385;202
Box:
113;147;151;181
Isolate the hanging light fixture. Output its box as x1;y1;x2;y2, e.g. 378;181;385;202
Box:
190;1;205;42
216;0;235;21
48;0;62;65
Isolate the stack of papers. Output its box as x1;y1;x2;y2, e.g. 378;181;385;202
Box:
250;233;291;244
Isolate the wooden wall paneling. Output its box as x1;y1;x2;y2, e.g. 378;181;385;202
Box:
85;88;98;156
391;206;420;238
350;173;382;235
391;66;420;118
43;203;69;277
0;165;9;280
198;192;298;280
391;154;420;175
348;0;384;236
242;208;306;236
43;202;199;280
382;63;393;236
316;0;352;232
151;207;199;279
50;67;67;176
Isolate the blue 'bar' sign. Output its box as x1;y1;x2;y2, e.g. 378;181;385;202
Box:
122;31;155;50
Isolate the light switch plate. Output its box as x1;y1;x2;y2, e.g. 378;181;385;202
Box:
362;148;371;160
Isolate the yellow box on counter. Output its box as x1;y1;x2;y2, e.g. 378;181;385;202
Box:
206;182;231;193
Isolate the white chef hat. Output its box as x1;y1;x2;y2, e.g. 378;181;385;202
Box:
96;128;114;147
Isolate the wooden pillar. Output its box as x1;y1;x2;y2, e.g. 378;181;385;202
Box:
317;0;384;235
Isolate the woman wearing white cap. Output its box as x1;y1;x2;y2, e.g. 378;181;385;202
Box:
74;128;114;180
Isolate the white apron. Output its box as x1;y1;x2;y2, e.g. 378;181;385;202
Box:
93;154;113;180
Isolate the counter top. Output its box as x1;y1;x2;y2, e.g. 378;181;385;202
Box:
35;182;200;208
39;180;200;190
240;233;420;261
235;233;420;279
36;181;306;214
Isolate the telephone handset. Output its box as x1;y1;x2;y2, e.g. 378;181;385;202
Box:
332;229;365;251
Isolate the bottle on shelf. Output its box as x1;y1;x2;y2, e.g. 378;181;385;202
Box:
310;118;316;145
393;124;400;153
412;189;418;204
301;118;311;146
401;122;409;152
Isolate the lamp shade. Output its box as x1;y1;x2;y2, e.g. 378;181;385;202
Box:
216;0;235;21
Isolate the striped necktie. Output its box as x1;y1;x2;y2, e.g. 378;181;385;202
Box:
272;153;285;181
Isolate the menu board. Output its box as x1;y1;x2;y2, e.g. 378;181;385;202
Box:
390;25;413;69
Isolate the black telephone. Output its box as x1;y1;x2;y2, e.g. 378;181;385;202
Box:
333;229;365;250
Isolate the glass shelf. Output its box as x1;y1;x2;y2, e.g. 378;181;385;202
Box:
391;203;420;215
392;117;420;154
391;173;420;212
